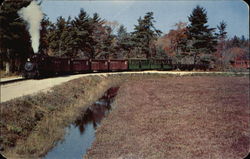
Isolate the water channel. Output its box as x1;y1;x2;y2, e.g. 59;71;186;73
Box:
43;87;119;159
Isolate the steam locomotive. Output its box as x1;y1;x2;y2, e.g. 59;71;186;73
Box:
23;53;208;78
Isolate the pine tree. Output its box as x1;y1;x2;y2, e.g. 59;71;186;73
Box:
231;35;240;47
71;9;93;58
216;21;227;41
90;13;114;59
214;21;227;68
116;25;134;58
0;0;32;73
186;5;217;65
240;35;246;46
96;25;120;59
117;25;128;41
89;13;104;59
47;16;68;57
39;16;52;54
132;12;162;58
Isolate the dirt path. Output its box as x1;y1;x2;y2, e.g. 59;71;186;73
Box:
0;74;92;103
85;76;249;159
1;71;247;103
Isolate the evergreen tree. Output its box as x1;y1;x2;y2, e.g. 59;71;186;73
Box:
47;16;68;57
240;35;247;46
0;0;32;73
116;25;134;58
90;13;113;59
132;12;162;58
117;25;128;40
98;26;115;59
240;35;245;43
186;5;217;65
57;16;76;57
89;13;104;59
39;16;52;54
231;35;241;47
216;21;227;41
71;9;93;58
47;16;81;58
214;21;227;69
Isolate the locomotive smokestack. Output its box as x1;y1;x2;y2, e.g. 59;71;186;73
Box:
18;1;43;53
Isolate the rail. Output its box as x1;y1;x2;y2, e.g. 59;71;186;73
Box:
0;77;25;85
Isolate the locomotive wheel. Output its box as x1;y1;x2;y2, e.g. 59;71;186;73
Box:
35;70;41;79
22;72;28;79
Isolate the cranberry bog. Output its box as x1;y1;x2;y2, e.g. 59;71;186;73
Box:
85;76;249;159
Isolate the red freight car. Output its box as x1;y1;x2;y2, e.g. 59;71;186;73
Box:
71;59;90;72
109;60;128;71
91;60;109;71
48;57;71;73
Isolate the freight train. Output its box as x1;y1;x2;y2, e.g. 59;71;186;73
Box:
23;53;209;78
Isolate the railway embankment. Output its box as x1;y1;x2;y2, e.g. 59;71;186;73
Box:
0;72;249;158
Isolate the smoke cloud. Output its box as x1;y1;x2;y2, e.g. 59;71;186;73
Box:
18;1;43;53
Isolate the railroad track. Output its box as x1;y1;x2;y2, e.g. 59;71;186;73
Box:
0;77;26;85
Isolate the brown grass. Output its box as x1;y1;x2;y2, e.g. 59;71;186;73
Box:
85;76;249;159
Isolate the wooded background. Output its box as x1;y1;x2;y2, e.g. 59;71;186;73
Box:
0;0;249;73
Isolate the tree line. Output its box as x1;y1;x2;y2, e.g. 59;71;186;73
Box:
0;1;249;73
158;6;249;70
39;10;163;59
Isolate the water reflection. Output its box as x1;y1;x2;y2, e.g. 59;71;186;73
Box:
75;98;111;134
43;87;119;159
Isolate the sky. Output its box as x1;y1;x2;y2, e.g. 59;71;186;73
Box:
41;0;249;38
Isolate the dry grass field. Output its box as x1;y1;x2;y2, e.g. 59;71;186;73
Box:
85;76;249;159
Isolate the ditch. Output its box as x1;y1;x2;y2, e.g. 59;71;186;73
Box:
43;87;119;159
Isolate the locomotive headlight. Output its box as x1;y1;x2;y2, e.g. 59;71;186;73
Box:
27;58;30;62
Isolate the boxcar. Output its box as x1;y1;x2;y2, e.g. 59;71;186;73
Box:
129;59;173;71
128;59;141;70
128;59;151;70
140;59;151;70
91;60;109;71
109;60;128;71
48;57;71;73
150;59;162;70
71;59;90;72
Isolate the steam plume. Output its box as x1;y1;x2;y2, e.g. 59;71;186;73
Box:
18;1;43;53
